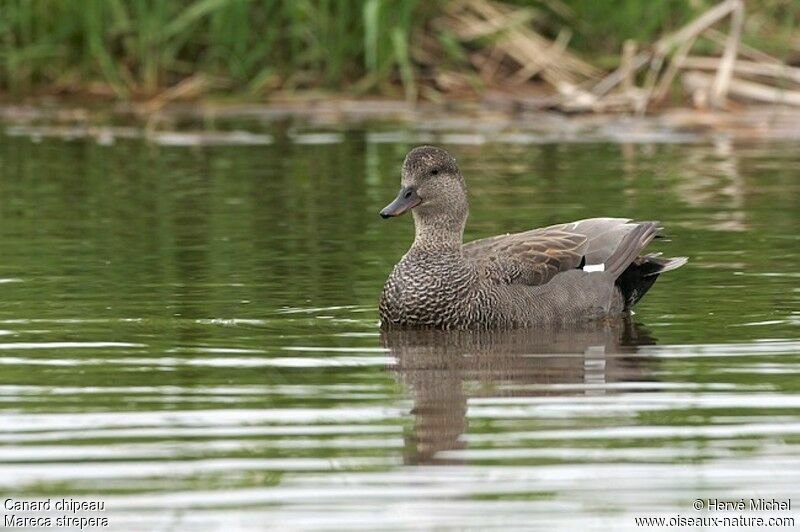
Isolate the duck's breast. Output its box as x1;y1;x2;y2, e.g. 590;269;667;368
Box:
380;251;476;328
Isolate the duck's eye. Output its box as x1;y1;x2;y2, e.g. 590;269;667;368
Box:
431;169;439;176
403;189;413;199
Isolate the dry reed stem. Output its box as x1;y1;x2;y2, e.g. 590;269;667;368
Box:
143;75;210;114
654;0;741;54
585;0;756;113
437;0;797;113
621;40;638;92
591;52;651;97
682;57;800;85
684;71;800;106
703;28;782;65
710;0;744;106
653;35;698;102
443;0;599;90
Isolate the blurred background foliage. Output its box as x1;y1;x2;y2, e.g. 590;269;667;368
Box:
0;0;797;100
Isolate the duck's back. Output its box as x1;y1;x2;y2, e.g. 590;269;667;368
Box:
464;217;649;280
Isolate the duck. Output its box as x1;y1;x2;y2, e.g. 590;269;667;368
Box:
378;146;687;330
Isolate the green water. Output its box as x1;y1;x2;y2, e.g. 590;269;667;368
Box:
0;120;799;530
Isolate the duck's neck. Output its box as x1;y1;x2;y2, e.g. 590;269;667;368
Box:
411;211;466;252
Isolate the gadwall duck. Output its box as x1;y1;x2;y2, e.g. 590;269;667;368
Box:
379;146;687;329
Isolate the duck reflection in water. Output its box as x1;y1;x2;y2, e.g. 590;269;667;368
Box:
382;319;657;465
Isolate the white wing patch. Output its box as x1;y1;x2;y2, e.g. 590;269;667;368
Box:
583;263;605;272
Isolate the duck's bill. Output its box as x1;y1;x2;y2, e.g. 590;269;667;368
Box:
380;186;421;218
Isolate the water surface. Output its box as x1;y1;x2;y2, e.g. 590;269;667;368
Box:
0;118;799;530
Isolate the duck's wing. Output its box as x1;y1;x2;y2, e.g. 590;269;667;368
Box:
464;218;663;286
463;227;588;286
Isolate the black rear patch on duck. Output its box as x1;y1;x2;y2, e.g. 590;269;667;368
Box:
616;254;688;309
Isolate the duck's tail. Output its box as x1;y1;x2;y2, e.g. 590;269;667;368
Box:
615;253;688;309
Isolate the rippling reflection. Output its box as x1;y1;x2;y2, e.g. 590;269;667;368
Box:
384;320;656;464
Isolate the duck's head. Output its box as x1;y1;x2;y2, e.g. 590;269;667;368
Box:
380;146;467;226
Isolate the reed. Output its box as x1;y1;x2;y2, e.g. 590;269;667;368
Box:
0;0;425;98
0;0;795;100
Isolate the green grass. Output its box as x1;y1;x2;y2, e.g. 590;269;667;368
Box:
0;0;427;98
0;0;796;100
